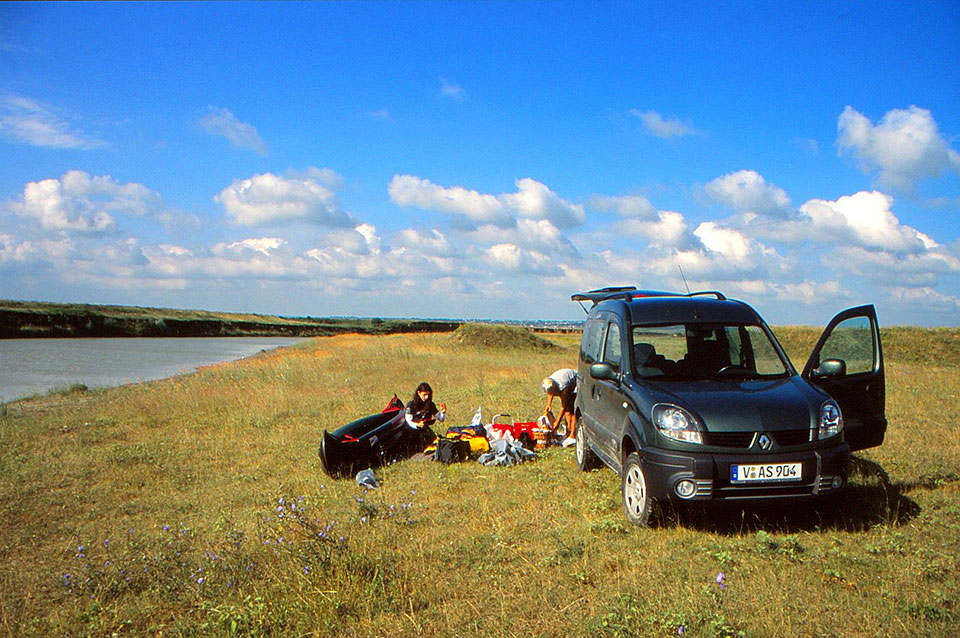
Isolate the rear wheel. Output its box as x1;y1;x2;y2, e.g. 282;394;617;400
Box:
575;417;599;471
621;452;654;526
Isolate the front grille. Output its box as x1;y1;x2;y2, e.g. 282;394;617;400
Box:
772;429;814;447
713;481;818;499
702;431;754;448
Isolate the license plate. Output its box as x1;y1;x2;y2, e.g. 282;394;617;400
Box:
731;462;802;483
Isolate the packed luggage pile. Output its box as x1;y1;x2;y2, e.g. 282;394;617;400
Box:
318;397;561;477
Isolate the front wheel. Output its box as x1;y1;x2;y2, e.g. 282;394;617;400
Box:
621;452;655;526
575;417;599;471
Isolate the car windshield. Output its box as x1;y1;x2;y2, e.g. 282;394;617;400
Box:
631;323;790;380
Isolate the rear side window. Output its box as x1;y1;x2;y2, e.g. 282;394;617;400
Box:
581;317;605;364
602;322;622;371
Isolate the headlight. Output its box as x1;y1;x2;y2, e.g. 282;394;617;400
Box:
819;401;843;440
652;404;703;444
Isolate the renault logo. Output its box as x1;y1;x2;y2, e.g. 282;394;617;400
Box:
758;434;772;450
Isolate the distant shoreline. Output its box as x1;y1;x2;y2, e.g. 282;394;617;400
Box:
0;300;461;339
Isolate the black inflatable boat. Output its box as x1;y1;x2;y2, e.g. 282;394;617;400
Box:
318;395;423;477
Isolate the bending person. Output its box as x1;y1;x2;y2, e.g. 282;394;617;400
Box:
542;368;577;447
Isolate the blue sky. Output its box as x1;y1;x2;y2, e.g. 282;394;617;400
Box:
2;2;959;325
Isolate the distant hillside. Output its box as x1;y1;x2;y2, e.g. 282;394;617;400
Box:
448;322;565;351
0;300;460;338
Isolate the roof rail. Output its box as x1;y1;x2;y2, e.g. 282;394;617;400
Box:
687;291;727;300
571;287;727;313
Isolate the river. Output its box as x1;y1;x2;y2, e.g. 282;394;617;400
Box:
0;337;303;404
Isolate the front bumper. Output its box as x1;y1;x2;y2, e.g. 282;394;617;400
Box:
639;442;851;503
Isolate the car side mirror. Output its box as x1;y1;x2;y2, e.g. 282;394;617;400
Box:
590;362;619;382
813;358;846;378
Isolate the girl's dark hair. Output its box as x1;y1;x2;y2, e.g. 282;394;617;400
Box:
410;382;433;409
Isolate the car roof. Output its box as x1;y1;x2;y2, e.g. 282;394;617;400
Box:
628;296;760;325
586;292;762;325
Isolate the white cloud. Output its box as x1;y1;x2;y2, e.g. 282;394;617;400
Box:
887;286;960;313
0;233;32;263
798;191;936;253
617;211;689;247
828;245;960;285
146;242;306;281
501;178;585;228
589;194;658;219
305;224;389;279
394;228;454;257
704;170;792;216
157;244;193;257
7;170;163;234
693;222;777;268
388;175;512;228
215;169;355;227
226;237;286;256
769;281;848;305
629;110;698;138
388;175;584;229
837;105;960;191
198;106;268;155
483;243;559;275
0;94;106;149
589;194;691;248
440;78;466;100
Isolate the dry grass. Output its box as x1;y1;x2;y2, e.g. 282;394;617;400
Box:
1;328;958;637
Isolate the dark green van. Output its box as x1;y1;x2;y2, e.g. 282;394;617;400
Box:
571;287;886;526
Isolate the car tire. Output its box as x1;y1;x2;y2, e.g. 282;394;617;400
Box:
575;417;599;471
621;452;655;527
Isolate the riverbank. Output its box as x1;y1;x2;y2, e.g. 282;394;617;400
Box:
0;299;460;338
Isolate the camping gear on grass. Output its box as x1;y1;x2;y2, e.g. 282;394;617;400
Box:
424;422;491;463
434;436;472;463
489;413;541;450
318;394;422;477
533;415;552;450
477;437;536;467
355;469;380;489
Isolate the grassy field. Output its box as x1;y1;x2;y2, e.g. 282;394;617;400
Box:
1;325;958;636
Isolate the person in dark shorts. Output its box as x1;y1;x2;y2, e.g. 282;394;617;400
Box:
541;368;577;447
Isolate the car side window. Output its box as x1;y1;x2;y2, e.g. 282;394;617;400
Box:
818;315;875;375
602;322;622;371
581;317;605;364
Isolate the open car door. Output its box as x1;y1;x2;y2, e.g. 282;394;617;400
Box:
802;305;886;451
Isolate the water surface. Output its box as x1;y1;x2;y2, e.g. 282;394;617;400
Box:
0;337;302;404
